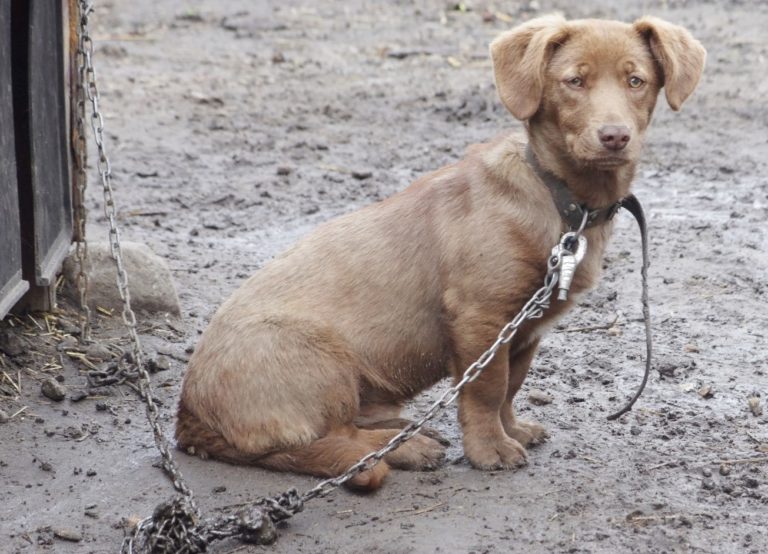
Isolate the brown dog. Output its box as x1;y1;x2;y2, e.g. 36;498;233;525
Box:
176;15;705;490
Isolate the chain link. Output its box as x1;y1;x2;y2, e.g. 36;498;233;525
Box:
75;2;585;552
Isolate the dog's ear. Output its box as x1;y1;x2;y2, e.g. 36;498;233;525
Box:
633;16;706;111
490;15;568;120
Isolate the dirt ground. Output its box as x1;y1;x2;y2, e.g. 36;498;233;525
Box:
2;0;768;552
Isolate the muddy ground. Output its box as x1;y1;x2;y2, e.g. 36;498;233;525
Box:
2;0;768;552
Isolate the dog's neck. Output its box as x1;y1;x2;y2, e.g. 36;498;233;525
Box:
527;130;636;210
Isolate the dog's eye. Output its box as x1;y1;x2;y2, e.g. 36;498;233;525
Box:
567;77;584;88
628;76;645;88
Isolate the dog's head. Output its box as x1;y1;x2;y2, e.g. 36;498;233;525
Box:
490;15;706;169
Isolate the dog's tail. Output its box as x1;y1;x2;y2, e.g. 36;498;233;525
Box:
174;401;389;491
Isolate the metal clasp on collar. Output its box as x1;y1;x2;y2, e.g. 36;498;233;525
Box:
548;210;589;301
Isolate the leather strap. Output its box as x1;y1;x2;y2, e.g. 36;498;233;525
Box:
525;144;622;231
606;194;653;420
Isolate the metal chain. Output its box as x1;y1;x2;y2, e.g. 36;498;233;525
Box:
73;6;92;342
76;2;589;552
76;0;197;508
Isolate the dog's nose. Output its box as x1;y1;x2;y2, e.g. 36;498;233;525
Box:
598;125;631;151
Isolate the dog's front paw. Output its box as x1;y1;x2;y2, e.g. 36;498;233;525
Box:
464;434;527;470
505;419;549;448
385;434;446;471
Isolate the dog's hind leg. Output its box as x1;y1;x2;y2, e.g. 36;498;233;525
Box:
364;428;446;471
355;403;450;446
258;425;445;489
256;425;390;491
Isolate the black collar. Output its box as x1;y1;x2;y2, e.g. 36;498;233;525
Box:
525;144;624;231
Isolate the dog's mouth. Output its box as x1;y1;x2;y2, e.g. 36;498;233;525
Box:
567;139;633;170
583;155;631;169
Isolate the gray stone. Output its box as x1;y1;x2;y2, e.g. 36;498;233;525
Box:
84;343;115;361
41;378;66;402
147;356;171;373
70;390;89;402
0;332;26;357
56;336;79;352
57;318;81;336
0;408;9;424
53;528;82;542
527;389;554;406
62;241;180;316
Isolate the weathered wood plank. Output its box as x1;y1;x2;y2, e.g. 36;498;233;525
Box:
0;0;29;319
26;0;73;287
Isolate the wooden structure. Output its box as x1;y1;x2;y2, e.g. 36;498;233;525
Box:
0;0;80;318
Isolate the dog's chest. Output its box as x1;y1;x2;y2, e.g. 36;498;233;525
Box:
511;224;611;350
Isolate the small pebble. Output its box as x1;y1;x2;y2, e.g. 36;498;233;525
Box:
630;426;641;436
719;464;731;476
41;378;66;402
70;390;89;402
0;408;9;424
527;389;554;405
0;332;25;356
743;477;759;489
702;467;713;477
146;356;171;373
351;170;373;180
276;166;291;176
702;478;716;490
658;363;677;377
53;528;82;542
85;343;113;361
212;485;227;493
56;336;79;351
57;319;81;336
95;401;108;412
